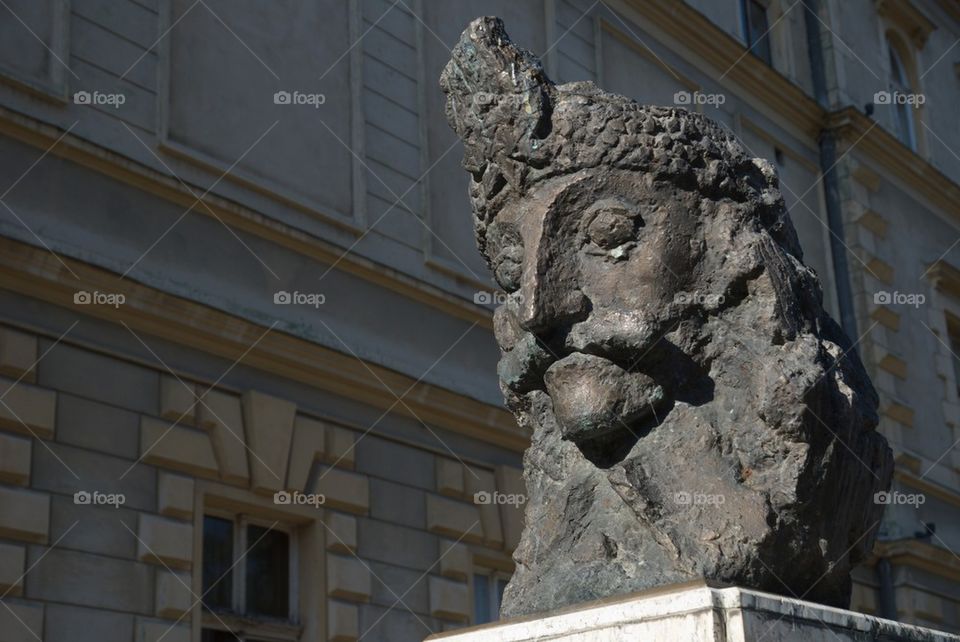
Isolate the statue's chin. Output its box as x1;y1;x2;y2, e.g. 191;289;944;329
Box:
543;352;665;443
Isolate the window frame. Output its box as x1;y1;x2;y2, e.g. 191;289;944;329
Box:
882;29;926;154
887;37;917;150
200;508;302;642
471;567;511;625
740;0;773;66
946;314;960;399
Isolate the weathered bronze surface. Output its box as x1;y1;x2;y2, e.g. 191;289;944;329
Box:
440;17;893;617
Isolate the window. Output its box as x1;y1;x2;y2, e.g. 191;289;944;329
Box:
948;317;960;398
741;0;772;65
473;570;509;624
201;514;299;642
887;38;917;150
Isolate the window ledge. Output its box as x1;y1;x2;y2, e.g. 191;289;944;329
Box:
202;611;303;641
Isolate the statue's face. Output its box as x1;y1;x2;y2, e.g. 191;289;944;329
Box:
488;170;703;443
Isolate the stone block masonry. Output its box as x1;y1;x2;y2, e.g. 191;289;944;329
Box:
0;320;525;641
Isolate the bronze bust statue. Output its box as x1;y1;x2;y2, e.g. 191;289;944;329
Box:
441;17;893;617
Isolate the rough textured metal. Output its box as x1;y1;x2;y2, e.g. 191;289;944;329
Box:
440;17;894;618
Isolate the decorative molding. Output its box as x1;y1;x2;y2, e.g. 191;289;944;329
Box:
850;161;882;192
871;304;901;331
429;576;470;622
896;451;922;475
874;538;960;582
856;209;889;238
927;260;960;300
0;326;36;382
884;400;916;427
866;256;895;285
0;432;31;486
0;487;48;543
875;0;937;48
0;0;70;102
879;353;908;379
0;106;493;329
827;108;960;227
0;237;523;451
0;377;55;440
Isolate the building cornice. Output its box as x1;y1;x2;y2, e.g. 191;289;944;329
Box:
0;106;494;331
625;0;960;228
873;539;960;582
826;107;960;223
895;467;960;508
0;236;526;452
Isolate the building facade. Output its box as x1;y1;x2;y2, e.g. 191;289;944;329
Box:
0;0;957;640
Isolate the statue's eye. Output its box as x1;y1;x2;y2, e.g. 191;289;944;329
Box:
586;207;636;249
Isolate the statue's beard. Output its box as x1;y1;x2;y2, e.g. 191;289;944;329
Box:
543;352;666;443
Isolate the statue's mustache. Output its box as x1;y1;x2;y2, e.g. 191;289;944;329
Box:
497;308;671;395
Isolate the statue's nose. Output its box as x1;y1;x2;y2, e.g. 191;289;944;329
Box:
516;242;588;335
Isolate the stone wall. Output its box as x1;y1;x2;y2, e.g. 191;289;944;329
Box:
0;307;524;641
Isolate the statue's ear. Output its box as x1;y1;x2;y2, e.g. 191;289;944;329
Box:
440;17;553;175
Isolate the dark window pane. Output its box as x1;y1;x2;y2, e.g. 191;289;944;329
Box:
887;43;916;149
743;0;772;64
473;574;491;624
201;629;239;642
950;326;960;397
245;525;290;618
203;516;234;611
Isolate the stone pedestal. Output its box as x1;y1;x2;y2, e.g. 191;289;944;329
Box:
426;581;959;641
